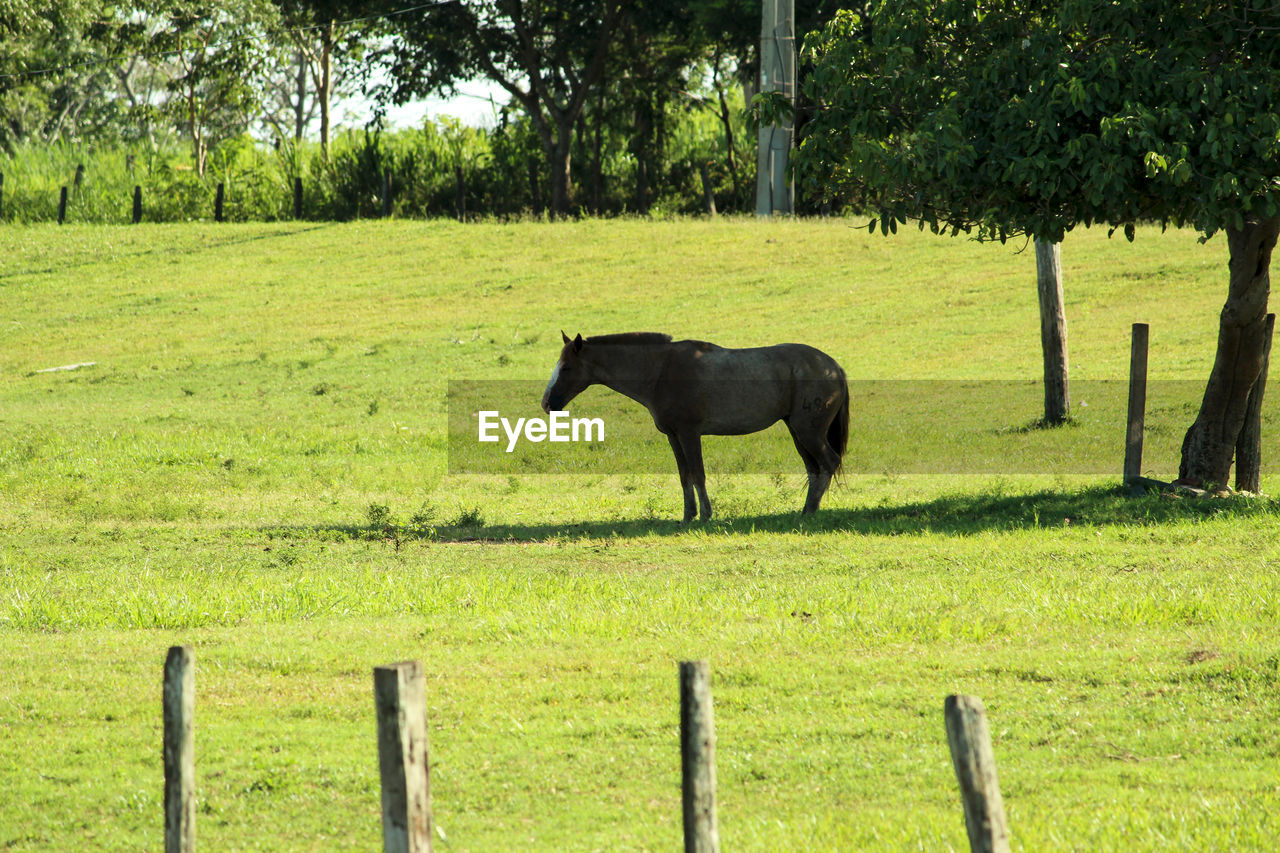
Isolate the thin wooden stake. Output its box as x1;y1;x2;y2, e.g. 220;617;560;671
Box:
58;186;68;224
680;660;719;853
1124;323;1150;487
383;170;393;218
132;185;143;224
374;661;433;853
293;176;303;219
944;695;1009;853
1236;312;1275;493
214;183;225;222
164;646;195;853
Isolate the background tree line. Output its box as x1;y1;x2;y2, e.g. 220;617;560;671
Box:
0;0;841;220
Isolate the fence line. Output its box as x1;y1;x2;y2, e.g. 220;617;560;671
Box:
161;649;1008;852
1;160;738;224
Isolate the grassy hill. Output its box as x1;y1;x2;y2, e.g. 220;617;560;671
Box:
2;218;1278;850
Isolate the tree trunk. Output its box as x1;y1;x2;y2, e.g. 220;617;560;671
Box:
293;50;307;143
1035;240;1069;424
717;87;739;199
319;20;334;161
1178;216;1280;488
632;98;652;214
549;118;574;217
592;90;603;214
1235;312;1275;493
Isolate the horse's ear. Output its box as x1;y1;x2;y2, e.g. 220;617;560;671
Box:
572;333;584;353
561;330;571;345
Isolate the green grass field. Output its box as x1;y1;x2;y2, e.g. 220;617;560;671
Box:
2;218;1279;851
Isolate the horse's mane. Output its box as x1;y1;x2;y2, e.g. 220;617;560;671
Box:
584;332;673;346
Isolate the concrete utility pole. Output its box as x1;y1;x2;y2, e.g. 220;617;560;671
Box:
756;0;795;216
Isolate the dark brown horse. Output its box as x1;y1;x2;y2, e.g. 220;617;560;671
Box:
541;332;849;522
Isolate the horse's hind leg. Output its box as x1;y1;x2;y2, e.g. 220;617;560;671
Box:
786;422;828;514
676;431;712;521
666;434;698;523
789;421;840;514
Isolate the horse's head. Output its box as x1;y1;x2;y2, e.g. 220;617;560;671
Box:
541;331;593;413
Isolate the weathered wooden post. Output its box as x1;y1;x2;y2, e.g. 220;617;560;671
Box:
374;660;433;853
454;166;465;222
58;186;68;224
698;164;717;217
293;176;303;219
680;660;719;853
132;185;143;224
1124;323;1150;488
164;646;195;853
1035;240;1069;424
382;171;393;218
944;695;1009;853
1236;312;1276;493
214;183;225;223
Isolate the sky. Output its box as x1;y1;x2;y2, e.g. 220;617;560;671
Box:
338;80;510;130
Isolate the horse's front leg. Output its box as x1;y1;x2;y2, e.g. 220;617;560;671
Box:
666;434;697;523
677;432;712;521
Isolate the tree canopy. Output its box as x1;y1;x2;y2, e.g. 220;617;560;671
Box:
800;0;1280;487
799;0;1280;243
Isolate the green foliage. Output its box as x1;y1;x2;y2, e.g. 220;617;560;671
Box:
0;89;756;221
799;0;1280;241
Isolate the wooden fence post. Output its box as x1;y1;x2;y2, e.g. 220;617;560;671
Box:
383;171;393;218
1236;312;1276;493
454;166;465;222
944;695;1009;853
680;660;719;853
132;185;143;224
1034;240;1069;424
1124;323;1150;488
293;177;303;219
374;660;433;853
214;183;225;223
58;186;68;224
698;164;717;217
164;646;195;853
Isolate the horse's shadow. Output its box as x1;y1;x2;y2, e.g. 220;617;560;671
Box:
421;485;1275;542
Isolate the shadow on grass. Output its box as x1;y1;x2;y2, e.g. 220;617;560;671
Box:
259;485;1280;545
0;222;338;283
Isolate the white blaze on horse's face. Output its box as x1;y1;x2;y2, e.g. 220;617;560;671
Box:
541;360;564;413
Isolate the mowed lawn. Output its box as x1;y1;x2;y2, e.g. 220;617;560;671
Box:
1;218;1278;851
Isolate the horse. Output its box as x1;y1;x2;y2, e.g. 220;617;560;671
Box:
541;331;849;522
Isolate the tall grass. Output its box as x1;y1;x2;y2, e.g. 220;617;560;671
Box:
0;92;753;223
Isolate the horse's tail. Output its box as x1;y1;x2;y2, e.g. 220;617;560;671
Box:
829;372;849;476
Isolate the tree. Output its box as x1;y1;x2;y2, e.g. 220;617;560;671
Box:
146;0;280;175
379;0;626;216
799;0;1280;488
270;0;374;157
0;0;123;150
